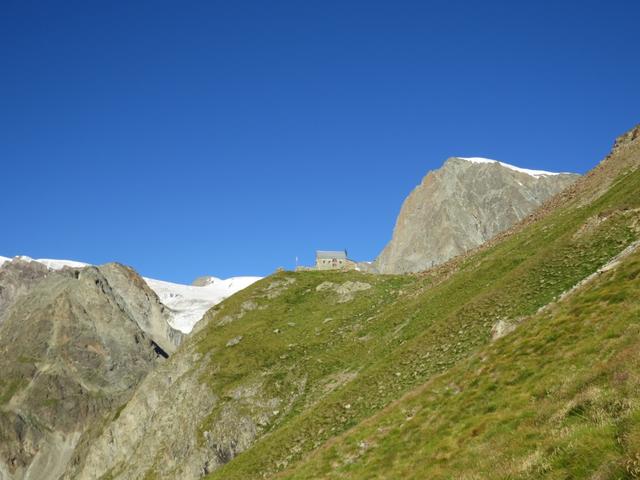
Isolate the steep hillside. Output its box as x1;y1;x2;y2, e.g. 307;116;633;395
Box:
67;125;640;479
63;272;417;479
374;157;579;273
279;243;640;479
205;126;639;479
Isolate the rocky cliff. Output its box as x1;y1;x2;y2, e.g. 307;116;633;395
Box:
0;261;181;480
373;158;580;273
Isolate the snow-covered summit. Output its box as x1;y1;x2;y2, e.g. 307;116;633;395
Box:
456;157;570;178
1;255;89;270
35;258;90;270
0;255;261;334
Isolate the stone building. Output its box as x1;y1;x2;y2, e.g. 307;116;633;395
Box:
315;250;356;271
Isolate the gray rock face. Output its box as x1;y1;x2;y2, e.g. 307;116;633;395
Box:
0;259;49;324
0;260;182;355
96;263;184;354
374;158;579;274
71;348;286;480
0;263;181;480
61;348;222;480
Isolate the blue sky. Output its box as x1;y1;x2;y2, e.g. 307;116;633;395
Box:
1;0;639;283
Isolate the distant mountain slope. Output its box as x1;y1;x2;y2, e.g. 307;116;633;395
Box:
0;255;260;479
0;256;262;333
0;258;181;353
0;263;169;480
374;157;579;273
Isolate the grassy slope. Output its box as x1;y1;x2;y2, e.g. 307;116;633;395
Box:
280;241;640;479
193;270;417;437
200;150;640;478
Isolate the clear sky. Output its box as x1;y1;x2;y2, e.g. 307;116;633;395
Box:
1;0;639;283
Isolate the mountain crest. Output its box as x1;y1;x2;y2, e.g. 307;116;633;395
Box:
373;157;579;273
612;123;640;153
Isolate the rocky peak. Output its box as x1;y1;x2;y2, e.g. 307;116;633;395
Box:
373;157;580;274
612;123;640;154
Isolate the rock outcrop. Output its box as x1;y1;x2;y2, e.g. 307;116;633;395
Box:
97;263;184;353
374;158;579;273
